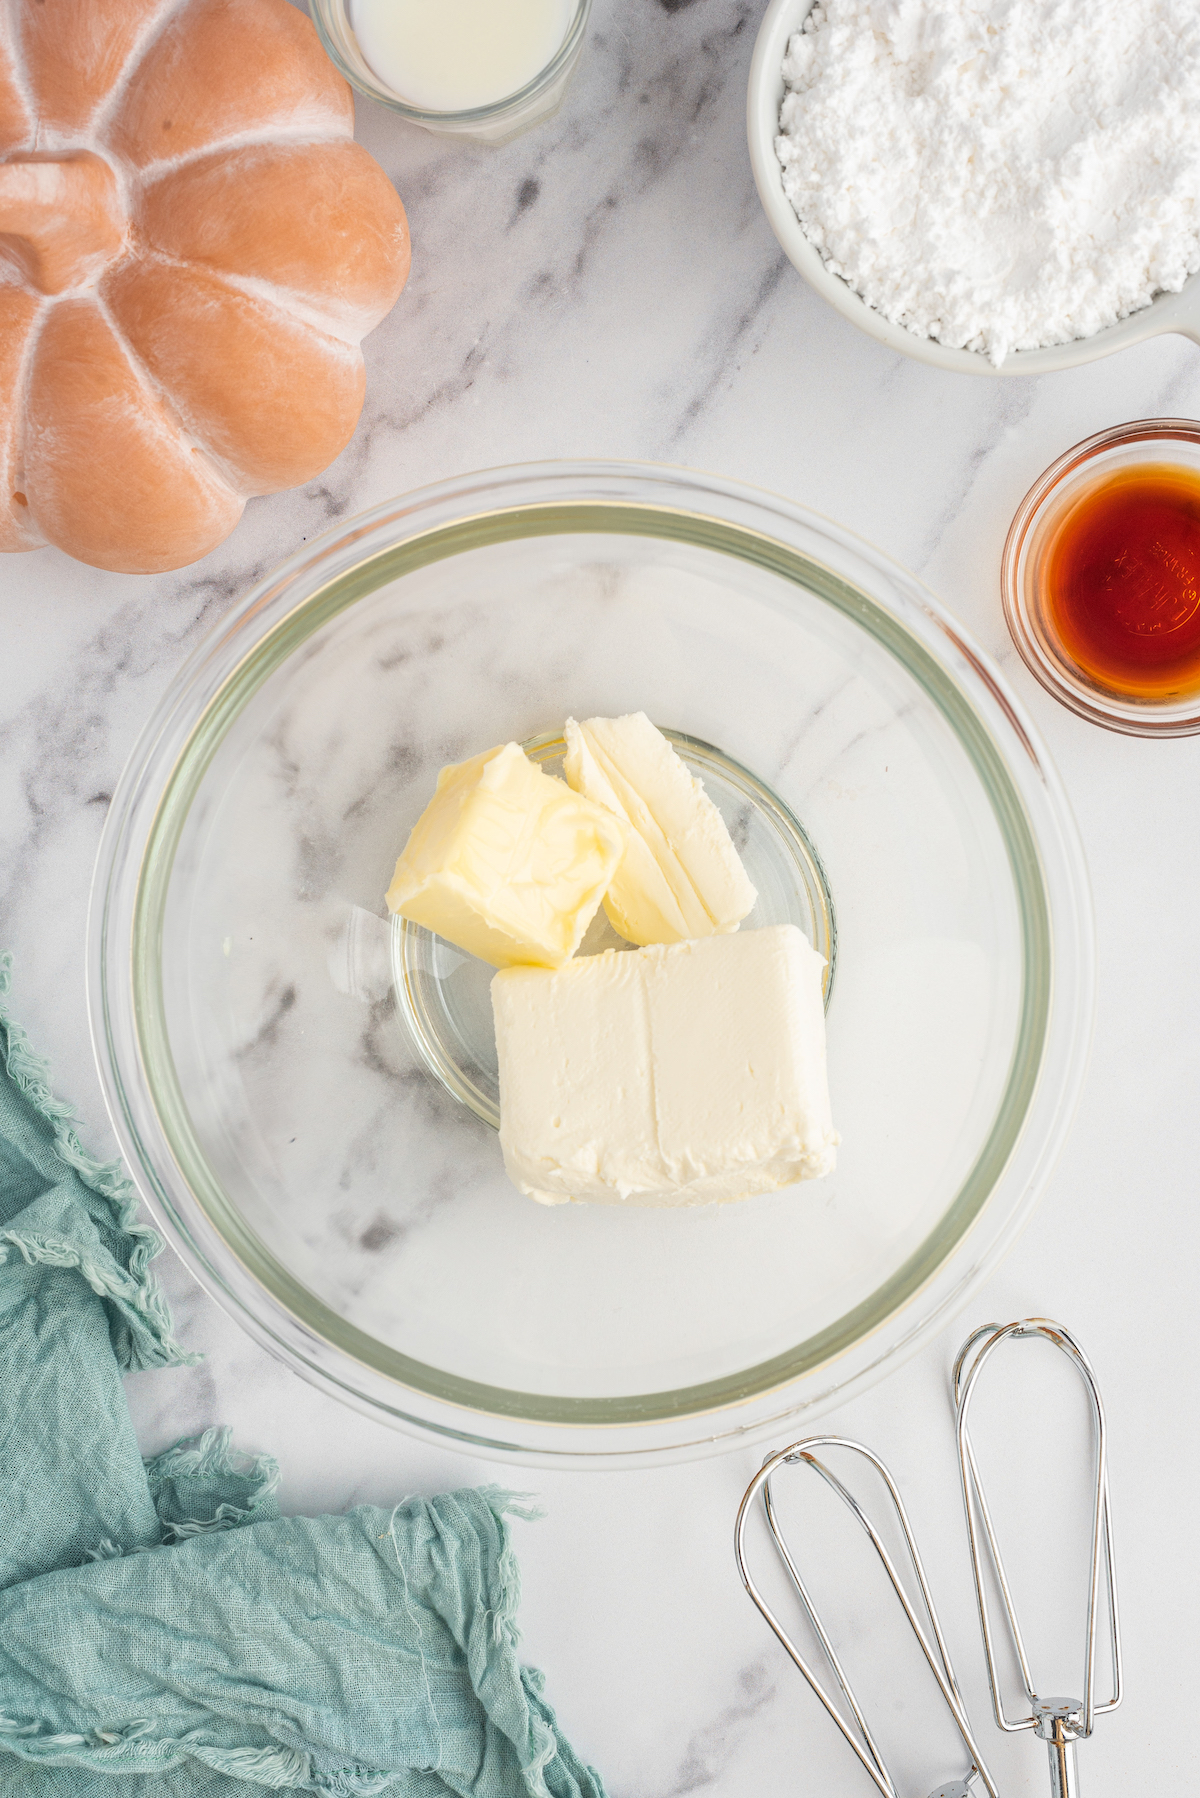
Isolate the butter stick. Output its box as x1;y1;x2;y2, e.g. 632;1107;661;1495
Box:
563;712;756;946
386;742;626;968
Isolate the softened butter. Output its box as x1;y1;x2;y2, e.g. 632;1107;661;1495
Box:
386;742;626;968
493;924;838;1206
563;712;756;946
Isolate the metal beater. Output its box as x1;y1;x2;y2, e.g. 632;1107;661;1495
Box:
954;1320;1122;1798
734;1318;1121;1798
735;1436;999;1798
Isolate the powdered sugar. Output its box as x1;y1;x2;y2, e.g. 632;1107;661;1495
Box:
775;0;1200;364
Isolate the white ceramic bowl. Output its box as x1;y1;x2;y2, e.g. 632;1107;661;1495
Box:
748;0;1200;377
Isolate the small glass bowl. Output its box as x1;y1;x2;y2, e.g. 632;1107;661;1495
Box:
392;728;837;1130
308;0;591;145
1002;418;1200;737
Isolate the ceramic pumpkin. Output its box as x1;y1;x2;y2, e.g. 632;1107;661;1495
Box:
0;0;410;574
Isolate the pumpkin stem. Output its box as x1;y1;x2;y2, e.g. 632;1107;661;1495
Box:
0;152;127;296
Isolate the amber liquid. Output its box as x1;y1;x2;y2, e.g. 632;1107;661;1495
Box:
1040;462;1200;699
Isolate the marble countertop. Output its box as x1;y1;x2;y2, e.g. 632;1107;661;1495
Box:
3;1;1198;1792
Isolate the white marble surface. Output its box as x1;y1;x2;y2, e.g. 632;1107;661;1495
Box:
3;0;1199;1792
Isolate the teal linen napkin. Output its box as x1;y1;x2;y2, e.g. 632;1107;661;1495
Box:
0;955;605;1798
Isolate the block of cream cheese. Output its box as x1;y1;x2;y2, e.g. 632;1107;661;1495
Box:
563;712;756;946
386;742;626;968
493;924;837;1206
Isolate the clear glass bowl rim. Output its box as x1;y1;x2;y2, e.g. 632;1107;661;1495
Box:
1001;416;1200;737
308;0;591;126
88;460;1095;1468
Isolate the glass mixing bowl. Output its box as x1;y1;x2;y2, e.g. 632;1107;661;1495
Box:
89;463;1093;1467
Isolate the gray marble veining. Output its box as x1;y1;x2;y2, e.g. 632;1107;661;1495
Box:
3;0;1200;1791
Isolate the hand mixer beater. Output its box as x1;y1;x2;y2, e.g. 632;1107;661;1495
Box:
735;1318;1122;1797
953;1320;1122;1797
